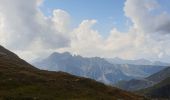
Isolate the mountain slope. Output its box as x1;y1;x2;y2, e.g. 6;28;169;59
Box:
0;45;145;100
139;77;170;99
115;79;154;91
115;67;170;91
146;67;170;82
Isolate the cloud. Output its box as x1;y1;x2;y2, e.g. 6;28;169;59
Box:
52;9;71;33
58;20;153;59
57;20;104;57
0;0;70;51
0;0;170;62
57;0;170;61
124;0;170;35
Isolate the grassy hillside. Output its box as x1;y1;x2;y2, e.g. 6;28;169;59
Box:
0;46;146;100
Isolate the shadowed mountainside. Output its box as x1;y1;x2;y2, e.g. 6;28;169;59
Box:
139;77;170;99
115;67;170;92
0;45;146;100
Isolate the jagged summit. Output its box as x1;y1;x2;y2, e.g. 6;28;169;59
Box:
49;52;72;59
50;52;71;57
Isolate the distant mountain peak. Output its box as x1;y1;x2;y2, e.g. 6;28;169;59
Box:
114;57;120;59
49;52;72;59
51;52;71;56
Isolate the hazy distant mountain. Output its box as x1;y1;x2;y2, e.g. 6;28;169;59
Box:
34;52;132;84
0;45;146;100
33;52;167;84
106;57;170;66
116;67;170;91
111;64;167;78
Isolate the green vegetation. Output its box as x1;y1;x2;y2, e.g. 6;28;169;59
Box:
0;45;146;100
0;65;144;100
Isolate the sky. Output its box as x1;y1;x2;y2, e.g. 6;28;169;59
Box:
0;0;170;62
41;0;127;35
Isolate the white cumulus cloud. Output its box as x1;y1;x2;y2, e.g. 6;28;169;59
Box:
124;0;170;35
0;0;70;60
0;0;70;50
0;0;170;62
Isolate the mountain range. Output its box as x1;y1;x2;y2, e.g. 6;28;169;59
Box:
33;52;168;84
0;45;146;100
1;45;170;99
106;57;170;66
115;67;170;91
140;77;170;99
114;66;170;99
